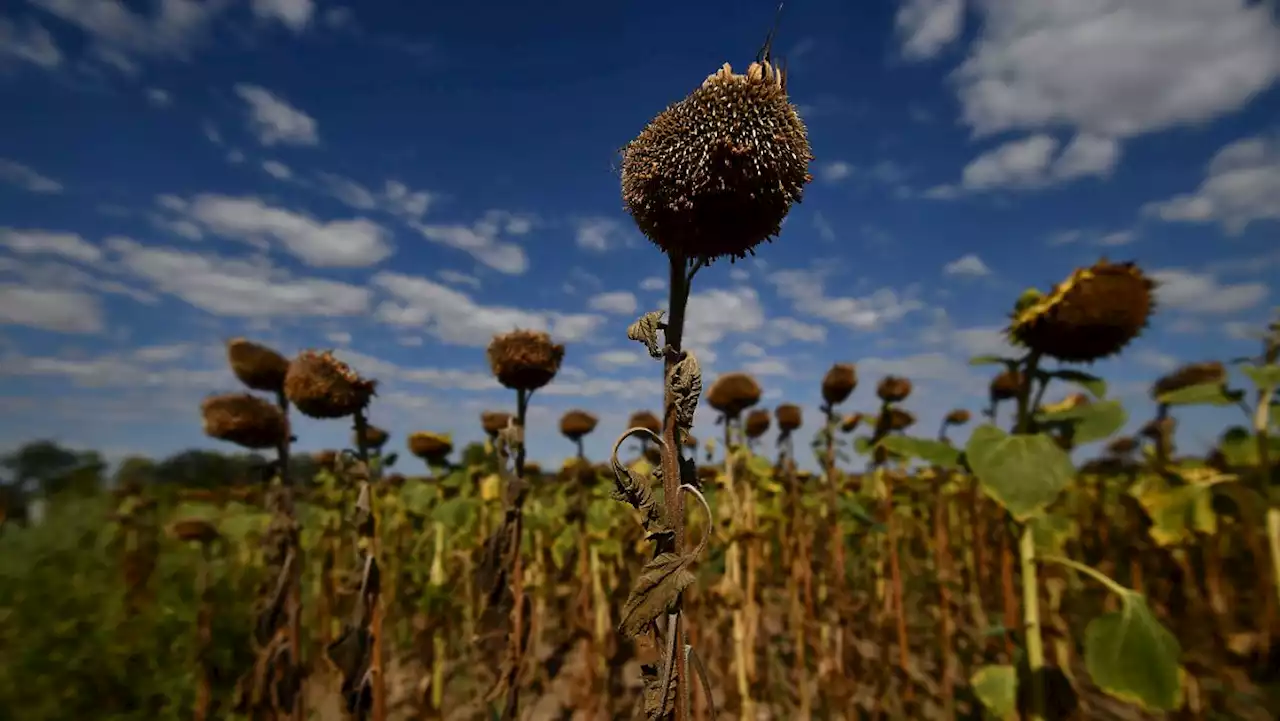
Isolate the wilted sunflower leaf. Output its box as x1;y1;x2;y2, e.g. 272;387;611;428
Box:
1036;399;1127;445
618;552;695;637
970;664;1018;720
628;310;667;359
877;435;962;468
1156;382;1243;407
1084;592;1183;711
669;351;702;431
965;425;1075;521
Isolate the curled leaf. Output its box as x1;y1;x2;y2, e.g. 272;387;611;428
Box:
618;552;696;637
628;310;667;359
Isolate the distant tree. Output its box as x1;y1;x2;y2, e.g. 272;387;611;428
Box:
113;456;158;489
1;440;106;500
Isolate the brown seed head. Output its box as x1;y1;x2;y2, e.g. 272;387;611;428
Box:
201;393;290;450
1008;259;1155;363
1106;436;1138;455
876;376;913;403
628;410;663;435
744;409;771;439
407;432;453;464
990;370;1023;402
559;410;599;441
643;445;663;465
821;363;857;406
524;462;543;477
840;412;863;433
945;409;971;426
386;473;406;488
697;465;718;484
706;372;763;418
1151;361;1227;401
620;60;814;263
775;403;803;433
683;434;698;448
481;411;513;438
353;424;390;450
169;517;220;545
886;408;916;432
561;458;597;486
226;338;289;393
284;350;376;419
487;329;565;392
1140;417;1176;440
314;449;339;470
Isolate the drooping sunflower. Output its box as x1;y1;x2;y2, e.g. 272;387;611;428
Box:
1007;259;1155;363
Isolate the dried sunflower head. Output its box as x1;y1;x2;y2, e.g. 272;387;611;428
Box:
1007;259;1155;363
408;432;453;465
990;370;1023;403
744;408;771;439
227;338;289;393
706;372;763;418
1106;436;1138;456
481;411;513;438
1140;417;1176;440
620;60;813;263
1151;361;1226;401
487;329;565;392
353;424;390;450
314;449;339;471
821;363;857;406
628;410;663;435
284;350;376;419
697;465;719;484
169;517;221;545
884;408;916;432
559;410;598;441
524;462;543;477
775;403;802;433
876;376;913;404
201;393;290;450
945;409;971;426
840;412;864;433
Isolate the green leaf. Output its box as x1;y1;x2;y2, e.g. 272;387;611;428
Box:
1030;513;1076;556
1216;426;1280;467
970;664;1018;720
877;435;962;468
965;425;1075;521
853;436;874;455
1241;364;1280;390
970;355;1017;367
1156;382;1243;407
837;496;884;532
1036;399;1127;444
744;454;774;480
1046;369;1107;399
1137;483;1217;546
1084;593;1183;711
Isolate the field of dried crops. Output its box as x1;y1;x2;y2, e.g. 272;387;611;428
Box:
3;46;1280;721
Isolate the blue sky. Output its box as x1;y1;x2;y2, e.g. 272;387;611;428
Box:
0;0;1277;471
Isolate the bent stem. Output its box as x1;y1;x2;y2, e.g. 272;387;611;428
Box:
662;252;694;721
353;410;388;721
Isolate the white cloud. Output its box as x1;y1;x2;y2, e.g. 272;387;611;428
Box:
0;255;156;305
261;160;292;180
437;269;481;289
943;254;991;277
769;269;924;330
896;0;965;60
372;271;606;347
952;0;1280;138
0;347;225;390
1;228;101;263
234;84;319;147
1151;268;1269;315
743;358;791;377
0;285;103;333
326;331;352;346
954;133;1118;193
588;291;638;315
729;267;751;283
1134;349;1179;372
0;17;63;68
573;216;631;252
107;237;372;318
1097;230;1136;246
178;194;392;267
411;211;532;275
251;0;315;32
26;0;225;64
317;174;436;219
639;276;666;292
145;87;172;107
819;161;853;182
765;317;826;344
683;287;767;355
1143;135;1280;234
593;349;645;369
0;159;62;193
333;350;501;392
734;342;766;358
